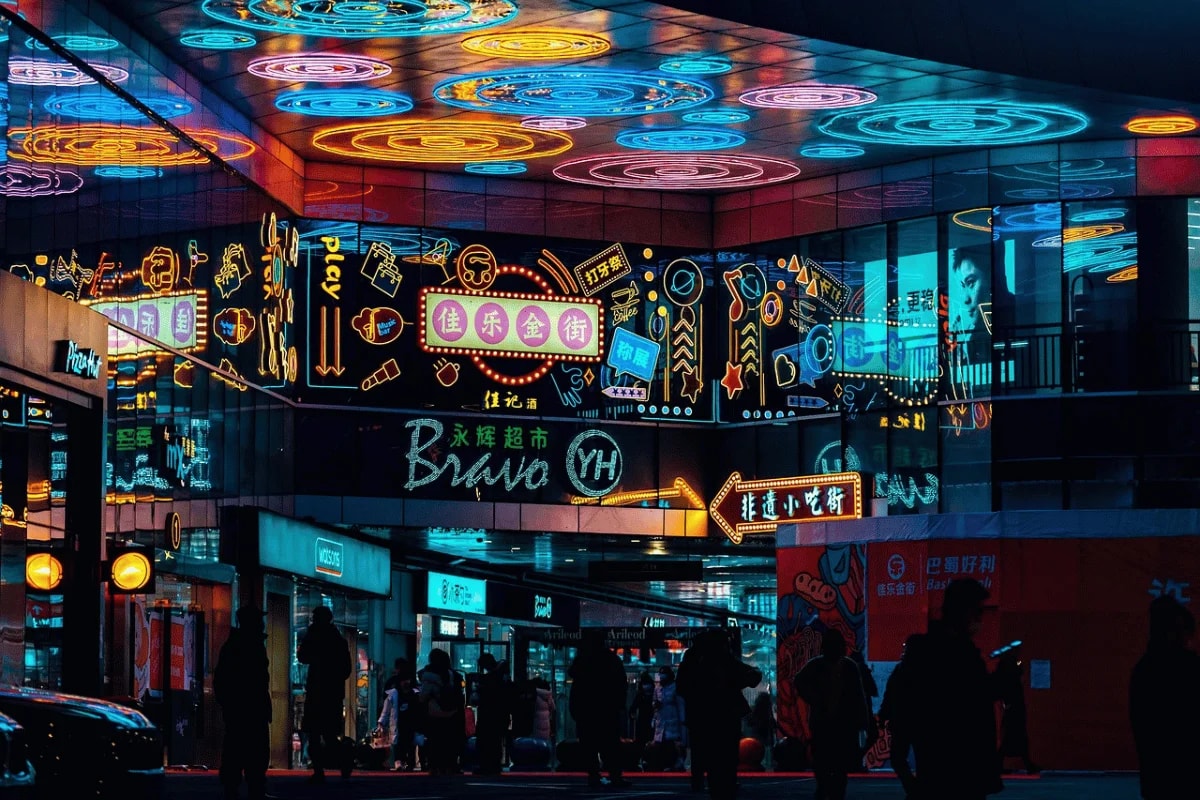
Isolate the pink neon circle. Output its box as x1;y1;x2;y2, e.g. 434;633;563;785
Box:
9;58;129;86
520;116;587;131
247;53;392;83
553;153;800;190
738;83;877;110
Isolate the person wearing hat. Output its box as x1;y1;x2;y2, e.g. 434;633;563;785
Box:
214;604;271;800
297;604;353;784
886;577;1003;800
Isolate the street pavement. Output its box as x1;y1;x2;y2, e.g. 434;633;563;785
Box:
164;770;1140;799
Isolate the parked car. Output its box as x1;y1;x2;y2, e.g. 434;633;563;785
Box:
0;710;34;797
0;688;161;799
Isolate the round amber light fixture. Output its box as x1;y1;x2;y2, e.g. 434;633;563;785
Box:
111;551;152;592
26;553;64;591
1125;115;1199;135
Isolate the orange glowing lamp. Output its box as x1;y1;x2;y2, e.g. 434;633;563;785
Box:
109;548;154;593
26;553;64;591
1124;115;1199;135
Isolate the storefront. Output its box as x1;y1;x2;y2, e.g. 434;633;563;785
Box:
220;507;390;769
0;269;108;694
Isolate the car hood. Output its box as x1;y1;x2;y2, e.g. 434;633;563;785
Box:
0;688;156;729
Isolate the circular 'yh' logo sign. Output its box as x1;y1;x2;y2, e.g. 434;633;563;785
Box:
566;429;623;497
887;553;906;581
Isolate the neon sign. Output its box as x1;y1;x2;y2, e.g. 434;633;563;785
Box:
315;538;344;578
311;119;573;163
819;101;1090;146
520;116;586;131
9;59;129;86
85;290;209;355
800;143;864;159
29;35;117;51
1125;114;1198;135
54;340;102;379
274;89;413;117
659;55;732;75
465;162;527;175
682;109;750;124
616;128;745;151
552;153;800;190
739;83;877;110
10;125;256;166
45;93;193;121
608;327;659;383
427;571;487;615
420;288;603;360
432;70;714;116
404;418;551;492
709;471;863;544
248;53;391;82
0;164;83;196
565;429;623;497
460;29;610;60
201;0;518;37
180;29;257;49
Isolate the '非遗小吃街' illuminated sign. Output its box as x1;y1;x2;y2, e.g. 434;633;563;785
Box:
420;288;603;360
427;571;487;615
709;471;862;544
54;339;102;379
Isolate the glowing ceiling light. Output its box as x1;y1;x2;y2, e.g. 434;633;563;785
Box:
200;0;518;38
10;124;256;166
520;116;587;131
819;101;1090;146
461;28;609;59
27;34;118;52
311;119;573;163
274;88;413;117
739;83;877;110
95;165;163;179
180;29;257;49
45;93;193;121
552;153;801;190
1124;114;1199;135
659;55;732;75
248;53;391;82
433;69;713;116
615;128;745;151
800;143;865;158
0;164;84;196
9;58;129;86
465;161;527;175
682;109;750;124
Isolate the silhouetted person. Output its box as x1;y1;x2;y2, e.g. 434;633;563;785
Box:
794;629;870;800
418;648;466;775
474;653;511;775
995;646;1037;774
651;666;687;770
214;605;271;800
747;692;776;760
879;635;918;792
885;578;1002;800
297;605;352;784
848;648;879;753
569;632;630;788
379;658;418;771
676;628;762;800
630;671;656;755
1130;595;1200;800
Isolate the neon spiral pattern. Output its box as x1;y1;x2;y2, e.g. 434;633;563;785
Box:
818;101;1090;146
739;83;876;110
682;109;750;124
274;89;413;117
461;29;609;60
9;59;129;86
311;120;573;163
180;30;257;49
10;125;257;166
1005;159;1135;182
520;116;586;131
615;128;745;151
659;55;732;75
0;164;84;197
1062;231;1138;274
248;53;391;82
465;161;527;175
1125;115;1199;135
433;70;714;117
1069;207;1127;223
45;93;193;121
27;35;118;52
1059;183;1114;200
800;143;865;158
201;0;518;38
95;165;163;179
552;153;801;190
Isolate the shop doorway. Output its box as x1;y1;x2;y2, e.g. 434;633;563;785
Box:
432;638;508;677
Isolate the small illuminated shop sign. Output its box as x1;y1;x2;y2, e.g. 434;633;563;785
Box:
315;538;344;577
437;617;464;638
420;288;603;360
54;340;101;379
427;571;487;615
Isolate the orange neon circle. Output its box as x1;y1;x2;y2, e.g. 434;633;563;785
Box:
951;207;993;233
1062;223;1125;244
25;553;64;592
10;125;256;166
311;120;573;164
1106;265;1138;282
461;29;610;60
1124;115;1199;135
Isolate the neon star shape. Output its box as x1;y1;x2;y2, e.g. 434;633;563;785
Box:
721;361;744;398
681;366;703;402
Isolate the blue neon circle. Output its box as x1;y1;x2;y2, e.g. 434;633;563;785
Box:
682;109;750;124
274;89;413;117
180;29;258;49
800;143;865;158
465;161;527;175
616;128;745;151
201;0;517;38
819;101;1089;146
27;34;119;52
1069;207;1127;223
1062;231;1138;274
1012;159;1135;182
96;165;163;179
45;93;194;121
434;69;713;117
659;55;732;75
